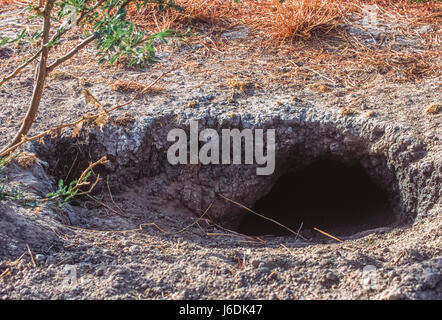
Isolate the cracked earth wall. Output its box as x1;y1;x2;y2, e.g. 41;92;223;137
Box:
34;105;441;230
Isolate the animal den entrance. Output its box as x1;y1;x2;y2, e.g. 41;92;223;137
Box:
238;160;396;237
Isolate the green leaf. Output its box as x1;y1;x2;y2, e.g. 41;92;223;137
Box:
108;52;119;65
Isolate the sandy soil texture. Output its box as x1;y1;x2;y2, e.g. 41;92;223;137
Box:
0;2;440;299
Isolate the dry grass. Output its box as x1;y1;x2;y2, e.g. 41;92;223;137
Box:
0;0;10;4
130;0;349;41
0;0;24;4
110;79;164;94
16;151;38;168
1;0;440;88
131;0;441;40
341;107;356;116
131;0;242;31
128;0;441;85
425;102;442;115
227;77;253;93
248;0;346;41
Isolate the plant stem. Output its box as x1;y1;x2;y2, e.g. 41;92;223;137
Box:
0;0;55;155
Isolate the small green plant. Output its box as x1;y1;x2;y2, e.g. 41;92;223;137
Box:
45;172;91;206
45;156;108;207
0;156;6;172
7;188;24;202
0;154;107;208
0;151;105;208
0;185;21;202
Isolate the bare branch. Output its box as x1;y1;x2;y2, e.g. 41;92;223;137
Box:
0;49;43;87
0;0;102;87
47;34;96;73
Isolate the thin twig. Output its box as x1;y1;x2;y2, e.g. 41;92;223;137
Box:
208;221;266;244
295;221;304;242
0;49;42;87
77;156;108;186
393;251;405;266
218;193;308;240
75;174;101;196
85;194;128;218
105;175;127;217
0;268;10;279
64;222;166;234
26;244;37;269
12;251;26;265
313;227;344;243
280;243;299;256
64;151;79;182
46;35;97;73
170;202;213;235
107;67;177;112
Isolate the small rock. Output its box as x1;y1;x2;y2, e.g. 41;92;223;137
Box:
46;256;57;266
415;284;424;292
128;245;140;254
387;292;406;300
324;271;338;282
379;288;406;300
420;162;433;175
95;267;106;277
20;288;31;296
112;281;124;289
402;274;415;283
329;142;342;154
257;266;270;274
222;26;249;40
35;254;46;264
423;271;440;289
250;259;263;268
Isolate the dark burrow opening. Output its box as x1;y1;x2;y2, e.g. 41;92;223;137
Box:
238;160;396;237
